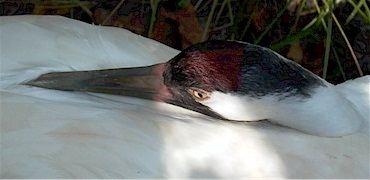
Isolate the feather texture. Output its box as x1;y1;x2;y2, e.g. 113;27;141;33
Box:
1;15;369;178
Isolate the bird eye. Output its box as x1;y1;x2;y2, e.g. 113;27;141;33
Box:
189;89;210;101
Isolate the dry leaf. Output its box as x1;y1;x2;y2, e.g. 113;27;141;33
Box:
32;4;46;15
56;7;70;15
154;5;203;49
287;39;304;63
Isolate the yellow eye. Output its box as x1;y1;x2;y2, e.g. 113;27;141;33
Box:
189;89;210;101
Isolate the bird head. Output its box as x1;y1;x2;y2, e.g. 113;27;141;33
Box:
25;40;325;120
161;41;325;120
26;40;364;136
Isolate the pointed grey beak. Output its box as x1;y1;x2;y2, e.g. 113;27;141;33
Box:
24;62;225;120
24;63;173;102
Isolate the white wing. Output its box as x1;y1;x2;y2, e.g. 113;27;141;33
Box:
1;15;369;178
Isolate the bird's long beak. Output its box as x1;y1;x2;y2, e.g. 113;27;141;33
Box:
25;63;172;102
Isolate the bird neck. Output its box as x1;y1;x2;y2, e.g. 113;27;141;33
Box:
201;85;364;137
268;85;364;137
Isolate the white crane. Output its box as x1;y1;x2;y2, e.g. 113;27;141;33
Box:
1;15;369;178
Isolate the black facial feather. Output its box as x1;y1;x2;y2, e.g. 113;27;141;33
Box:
238;43;326;98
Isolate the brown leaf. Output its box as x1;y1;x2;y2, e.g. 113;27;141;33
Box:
287;39;303;63
32;4;46;15
154;5;203;49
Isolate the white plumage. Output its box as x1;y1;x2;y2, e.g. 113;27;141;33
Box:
0;15;369;178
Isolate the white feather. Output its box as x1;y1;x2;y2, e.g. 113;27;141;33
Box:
202;84;365;136
1;15;369;178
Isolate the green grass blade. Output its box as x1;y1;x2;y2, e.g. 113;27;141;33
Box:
346;0;370;24
322;0;333;79
148;0;159;38
363;1;370;23
254;2;289;45
331;46;347;81
201;0;218;41
345;0;365;25
270;28;314;50
332;13;364;76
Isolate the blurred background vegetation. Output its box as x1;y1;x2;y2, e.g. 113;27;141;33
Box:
1;0;369;84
